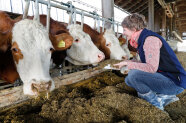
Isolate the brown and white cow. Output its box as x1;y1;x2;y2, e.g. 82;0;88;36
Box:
29;15;105;66
0;11;69;96
0;12;105;96
79;22;128;60
118;34;140;61
66;24;105;65
118;35;131;59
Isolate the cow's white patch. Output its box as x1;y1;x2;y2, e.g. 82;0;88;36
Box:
12;19;55;95
121;44;131;59
66;24;105;65
103;29;127;60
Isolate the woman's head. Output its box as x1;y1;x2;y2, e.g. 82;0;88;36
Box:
121;13;147;40
121;13;147;31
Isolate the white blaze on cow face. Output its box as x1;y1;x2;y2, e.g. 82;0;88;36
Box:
103;29;127;60
12;19;55;96
66;24;105;65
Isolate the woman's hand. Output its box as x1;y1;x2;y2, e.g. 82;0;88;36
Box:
113;61;128;69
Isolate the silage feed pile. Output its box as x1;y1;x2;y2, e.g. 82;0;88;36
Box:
0;52;186;123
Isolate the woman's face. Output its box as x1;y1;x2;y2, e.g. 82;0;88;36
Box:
123;28;135;40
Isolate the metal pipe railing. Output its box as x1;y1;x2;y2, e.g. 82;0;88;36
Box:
29;0;122;27
22;0;123;35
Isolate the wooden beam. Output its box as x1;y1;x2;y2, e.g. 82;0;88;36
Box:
0;65;109;109
141;3;160;15
120;0;131;8
148;0;154;31
162;9;166;38
175;6;186;13
172;31;183;42
126;0;142;11
131;1;148;13
176;20;186;25
176;12;186;17
114;0;123;5
176;1;186;7
165;4;174;18
138;5;148;13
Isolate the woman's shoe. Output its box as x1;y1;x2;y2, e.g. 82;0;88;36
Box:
138;91;164;110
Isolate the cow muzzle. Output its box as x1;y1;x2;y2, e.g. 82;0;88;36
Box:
97;53;105;62
31;80;52;95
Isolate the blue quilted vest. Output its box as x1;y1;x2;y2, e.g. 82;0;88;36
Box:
137;28;186;89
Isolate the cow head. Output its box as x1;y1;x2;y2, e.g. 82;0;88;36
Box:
66;24;105;65
12;19;55;96
118;35;127;45
102;29;128;60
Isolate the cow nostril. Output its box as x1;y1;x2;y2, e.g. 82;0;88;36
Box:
31;83;39;94
31;81;52;94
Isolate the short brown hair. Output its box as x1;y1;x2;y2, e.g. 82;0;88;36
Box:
121;13;147;31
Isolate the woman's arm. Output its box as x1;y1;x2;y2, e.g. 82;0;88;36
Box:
126;36;162;73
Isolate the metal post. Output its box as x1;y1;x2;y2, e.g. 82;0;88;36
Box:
41;3;43;14
23;0;30;19
68;1;73;25
34;0;40;22
56;8;58;20
148;0;154;31
93;11;97;30
101;0;114;29
21;0;24;14
161;9;166;39
47;0;51;32
9;0;13;12
81;11;84;30
32;1;34;15
111;17;114;31
117;23;119;37
73;8;76;24
97;16;100;33
102;18;105;33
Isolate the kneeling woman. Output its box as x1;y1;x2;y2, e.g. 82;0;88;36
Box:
114;13;186;110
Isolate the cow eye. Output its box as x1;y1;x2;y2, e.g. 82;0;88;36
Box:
106;43;111;47
75;39;79;42
11;48;18;52
49;47;54;52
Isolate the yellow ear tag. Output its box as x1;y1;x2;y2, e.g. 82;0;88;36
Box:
58;40;65;48
119;41;123;46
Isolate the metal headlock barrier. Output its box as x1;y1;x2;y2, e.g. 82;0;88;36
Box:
22;0;122;35
0;0;124;90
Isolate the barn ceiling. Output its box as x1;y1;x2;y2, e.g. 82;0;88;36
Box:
114;0;186;35
114;0;162;16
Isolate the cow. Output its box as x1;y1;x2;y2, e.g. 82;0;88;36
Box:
66;24;105;65
0;12;105;96
26;15;105;66
79;22;128;60
118;35;131;59
0;11;69;96
118;34;140;61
